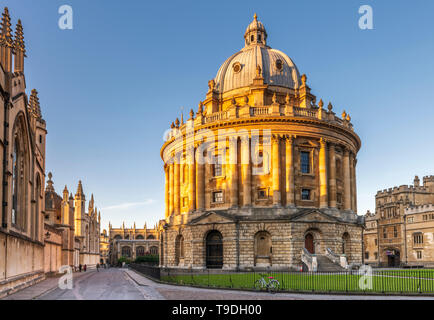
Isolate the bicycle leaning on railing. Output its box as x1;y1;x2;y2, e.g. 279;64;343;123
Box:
254;273;280;293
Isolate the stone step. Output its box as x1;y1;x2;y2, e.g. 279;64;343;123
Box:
316;255;345;272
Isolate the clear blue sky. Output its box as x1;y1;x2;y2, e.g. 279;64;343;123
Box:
3;0;434;232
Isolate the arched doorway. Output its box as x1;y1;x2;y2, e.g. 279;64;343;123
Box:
305;233;314;254
254;231;272;266
386;249;400;267
206;230;223;269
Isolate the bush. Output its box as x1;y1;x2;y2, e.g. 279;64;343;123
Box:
135;254;159;264
118;256;132;265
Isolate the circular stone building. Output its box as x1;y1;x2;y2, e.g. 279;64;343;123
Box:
159;15;363;271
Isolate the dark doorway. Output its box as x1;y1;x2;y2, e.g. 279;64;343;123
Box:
387;250;400;267
206;231;223;269
305;233;314;254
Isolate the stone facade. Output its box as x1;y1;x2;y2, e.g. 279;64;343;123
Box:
108;223;159;264
363;175;434;267
100;229;109;264
159;15;363;271
45;173;101;267
0;8;46;297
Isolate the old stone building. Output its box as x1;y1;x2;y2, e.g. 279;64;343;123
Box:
159;15;363;271
45;173;101;267
364;175;434;267
0;8;47;296
108;222;159;264
100;229;109;264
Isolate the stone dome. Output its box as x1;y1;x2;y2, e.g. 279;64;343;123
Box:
214;14;301;94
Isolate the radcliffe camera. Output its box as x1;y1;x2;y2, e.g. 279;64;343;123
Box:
0;0;434;314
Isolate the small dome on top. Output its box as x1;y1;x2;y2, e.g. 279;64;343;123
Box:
214;14;301;94
244;13;267;46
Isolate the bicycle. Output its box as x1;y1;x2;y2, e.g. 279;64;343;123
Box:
254;273;280;293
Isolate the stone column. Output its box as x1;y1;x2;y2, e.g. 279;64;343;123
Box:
241;136;251;207
174;153;181;215
343;148;351;211
165;166;169;218
285;135;294;207
319;138;328;208
169;162;174;215
229;137;239;207
272;134;281;206
196;145;205;210
188;146;196;212
328;143;337;208
351;153;357;213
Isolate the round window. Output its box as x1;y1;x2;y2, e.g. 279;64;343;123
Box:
232;62;242;73
276;59;283;71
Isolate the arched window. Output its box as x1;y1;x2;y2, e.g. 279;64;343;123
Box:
11;115;29;230
35;175;41;239
146;235;155;240
150;246;158;255
114;235;122;240
175;235;184;265
121;246;131;257
342;232;350;255
136;235;144;240
336;159;342;179
136;246;145;257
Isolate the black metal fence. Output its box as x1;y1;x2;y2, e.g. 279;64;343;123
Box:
129;264;434;295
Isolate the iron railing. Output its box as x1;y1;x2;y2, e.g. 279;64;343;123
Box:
129;264;434;295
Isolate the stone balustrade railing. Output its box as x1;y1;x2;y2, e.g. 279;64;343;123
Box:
168;104;354;140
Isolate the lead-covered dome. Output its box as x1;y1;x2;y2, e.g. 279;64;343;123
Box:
214;14;301;94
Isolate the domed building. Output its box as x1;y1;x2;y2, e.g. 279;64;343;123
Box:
159;15;363;271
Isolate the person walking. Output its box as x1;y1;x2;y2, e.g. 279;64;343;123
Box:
96;263;100;272
84;264;87;272
79;264;82;272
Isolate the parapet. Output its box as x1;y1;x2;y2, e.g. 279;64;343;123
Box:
404;204;434;215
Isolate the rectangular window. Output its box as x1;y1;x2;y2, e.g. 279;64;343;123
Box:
393;226;398;238
337;193;342;204
414;233;423;244
417;251;422;259
383;228;387;239
212;191;223;203
365;252;369;259
257;188;268;200
374;239;378;246
407;217;414;223
300;151;310;174
213;163;223;177
423;215;428;221
301;189;311;201
374;252;378;259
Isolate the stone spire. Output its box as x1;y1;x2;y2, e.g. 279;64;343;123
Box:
13;19;25;73
0;7;13;72
63;185;69;201
29;89;44;122
46;172;54;192
75;180;85;199
98;211;101;224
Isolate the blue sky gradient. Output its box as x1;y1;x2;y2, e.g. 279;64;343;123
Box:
3;0;434;231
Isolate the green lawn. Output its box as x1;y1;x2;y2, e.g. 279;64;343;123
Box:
160;271;434;294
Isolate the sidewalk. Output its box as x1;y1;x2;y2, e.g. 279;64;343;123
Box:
1;270;95;300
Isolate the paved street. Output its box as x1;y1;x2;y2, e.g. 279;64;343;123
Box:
3;268;434;300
